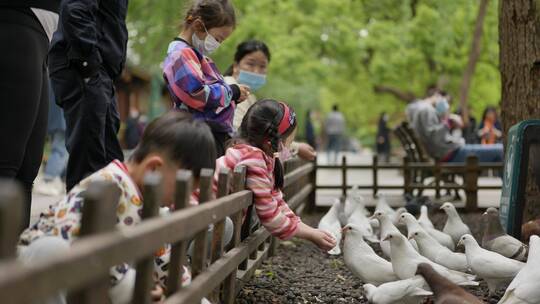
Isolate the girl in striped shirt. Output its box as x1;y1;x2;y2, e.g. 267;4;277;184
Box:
215;99;336;250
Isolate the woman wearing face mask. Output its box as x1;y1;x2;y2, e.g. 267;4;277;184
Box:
225;40;317;161
163;0;250;157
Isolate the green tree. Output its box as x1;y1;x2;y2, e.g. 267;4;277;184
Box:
127;0;501;145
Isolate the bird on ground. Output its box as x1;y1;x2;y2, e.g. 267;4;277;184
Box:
342;224;398;286
363;276;432;304
441;202;472;244
375;193;396;219
318;198;342;255
416;263;484;304
482;207;528;261
385;232;477;286
399;212;455;251
458;234;525;296
418;205;435;230
407;226;469;272
371;211;419;257
347;203;379;242
393;207;408;226
498;235;540;304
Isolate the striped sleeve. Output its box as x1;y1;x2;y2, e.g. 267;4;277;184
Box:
241;153;300;240
164;48;233;112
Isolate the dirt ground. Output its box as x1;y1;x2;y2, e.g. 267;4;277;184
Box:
236;210;507;304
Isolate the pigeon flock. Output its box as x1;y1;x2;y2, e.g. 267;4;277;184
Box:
318;188;539;304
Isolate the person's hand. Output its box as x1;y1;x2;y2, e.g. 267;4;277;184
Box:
309;228;337;251
294;222;336;251
151;284;164;303
237;85;251;103
297;143;316;161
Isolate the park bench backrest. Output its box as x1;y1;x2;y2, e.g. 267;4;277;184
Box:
0;158;315;304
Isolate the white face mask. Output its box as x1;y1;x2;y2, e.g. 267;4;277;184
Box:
191;22;221;55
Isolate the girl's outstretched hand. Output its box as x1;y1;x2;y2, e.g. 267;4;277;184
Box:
295;222;336;251
310;228;337;251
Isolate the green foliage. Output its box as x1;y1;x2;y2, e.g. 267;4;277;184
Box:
127;0;500;144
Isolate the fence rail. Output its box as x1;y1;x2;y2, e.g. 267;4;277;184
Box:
315;154;504;212
0;159;314;304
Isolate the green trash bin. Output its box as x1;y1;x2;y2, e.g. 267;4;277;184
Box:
500;120;540;238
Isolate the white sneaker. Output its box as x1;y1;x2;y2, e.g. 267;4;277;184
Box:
34;177;65;196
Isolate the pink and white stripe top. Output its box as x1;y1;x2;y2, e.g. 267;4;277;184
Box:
214;144;301;240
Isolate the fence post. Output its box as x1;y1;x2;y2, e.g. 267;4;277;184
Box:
373;155;379;197
222;166;246;304
306;157;317;214
133;173;163;304
341;155;348;197
403;157;411;195
209;169;231;302
464;155;479;212
435;161;441;199
0;179;23;259
191;169;214;278
68;181;121;304
166;170;193;296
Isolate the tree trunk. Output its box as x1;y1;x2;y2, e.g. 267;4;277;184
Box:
459;0;490;126
500;0;540;221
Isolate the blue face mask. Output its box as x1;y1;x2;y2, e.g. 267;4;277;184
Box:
237;70;267;91
435;98;449;115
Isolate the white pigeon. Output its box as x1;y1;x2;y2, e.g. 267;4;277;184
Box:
363;276;432;304
398;212;455;251
349;184;370;215
441;202;472;244
458;234;525;295
393;207;408;227
408;226;469;272
482;207;528;261
417;205;435;230
318;198;342;255
347;203;379;242
375;193;396;219
385;232;478;286
498;235;540;304
343;224;398;286
371;211;419;258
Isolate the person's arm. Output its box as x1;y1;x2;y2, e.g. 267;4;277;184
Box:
165;48;239;112
60;0;102;78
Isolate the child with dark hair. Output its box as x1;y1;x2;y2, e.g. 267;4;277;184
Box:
19;112;217;304
215;99;336;249
163;0;250;157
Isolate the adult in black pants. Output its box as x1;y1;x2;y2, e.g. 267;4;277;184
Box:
49;0;129;191
0;1;60;230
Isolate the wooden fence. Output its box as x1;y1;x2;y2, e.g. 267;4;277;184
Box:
315;154;503;212
0;159;314;304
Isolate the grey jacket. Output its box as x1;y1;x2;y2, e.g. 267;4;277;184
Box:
411;102;464;159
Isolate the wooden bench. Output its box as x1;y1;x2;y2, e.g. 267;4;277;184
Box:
0;158;315;304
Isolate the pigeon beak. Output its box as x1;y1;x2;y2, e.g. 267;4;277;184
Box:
407;235;414;240
382;235;390;242
457;240;464;249
368;215;375;220
341;226;349;234
439;206;444;210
